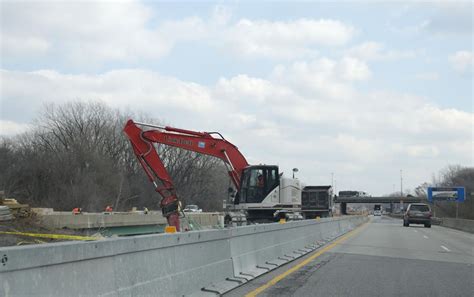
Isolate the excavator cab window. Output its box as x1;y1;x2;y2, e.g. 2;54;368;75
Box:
239;166;279;204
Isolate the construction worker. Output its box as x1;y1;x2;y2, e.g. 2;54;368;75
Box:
257;174;264;188
255;174;265;202
72;207;82;215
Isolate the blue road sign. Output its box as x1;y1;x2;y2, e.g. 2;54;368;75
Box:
427;187;465;202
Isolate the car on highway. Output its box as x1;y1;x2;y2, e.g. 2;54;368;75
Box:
183;204;202;213
373;204;382;216
403;203;431;228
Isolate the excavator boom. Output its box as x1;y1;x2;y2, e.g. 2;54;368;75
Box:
123;119;249;231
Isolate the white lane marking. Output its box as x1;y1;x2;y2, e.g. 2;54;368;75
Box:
413;230;418;233
423;235;429;239
441;245;450;252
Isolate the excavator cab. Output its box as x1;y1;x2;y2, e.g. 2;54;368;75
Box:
237;165;279;204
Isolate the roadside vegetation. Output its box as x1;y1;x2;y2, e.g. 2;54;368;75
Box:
418;166;473;220
388;166;474;220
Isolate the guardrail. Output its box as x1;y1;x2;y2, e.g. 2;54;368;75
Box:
440;218;474;233
1;216;367;297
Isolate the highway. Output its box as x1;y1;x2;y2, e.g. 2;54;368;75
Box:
224;216;474;297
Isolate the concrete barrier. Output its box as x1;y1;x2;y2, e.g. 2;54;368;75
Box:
440;218;474;233
1;230;234;296
185;212;222;228
39;212;221;230
1;216;367;297
39;211;168;229
227;217;362;283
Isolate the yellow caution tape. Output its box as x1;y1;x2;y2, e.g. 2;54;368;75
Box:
0;231;98;241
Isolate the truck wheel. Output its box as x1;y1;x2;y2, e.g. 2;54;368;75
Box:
424;223;431;228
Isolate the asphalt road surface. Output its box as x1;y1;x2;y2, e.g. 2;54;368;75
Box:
224;215;474;297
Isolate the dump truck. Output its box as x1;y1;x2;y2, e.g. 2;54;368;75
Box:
301;185;333;219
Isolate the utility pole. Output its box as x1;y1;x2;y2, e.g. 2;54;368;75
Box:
331;172;334;190
400;169;404;212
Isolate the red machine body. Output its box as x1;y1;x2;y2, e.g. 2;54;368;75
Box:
123;119;249;231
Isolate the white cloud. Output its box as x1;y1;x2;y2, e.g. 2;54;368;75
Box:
212;5;233;26
0;120;31;136
0;1;205;66
425;2;473;36
214;75;294;104
1;54;472;194
1;1;357;65
270;57;369;101
346;41;418;61
0;69;214;124
413;72;439;81
449;51;473;74
223;18;356;58
404;145;439;158
389;2;472;37
339;57;371;81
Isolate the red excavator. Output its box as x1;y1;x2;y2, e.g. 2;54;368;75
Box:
124;120;303;231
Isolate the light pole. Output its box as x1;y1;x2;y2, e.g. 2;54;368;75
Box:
292;168;299;179
331;172;334;189
400;169;404;212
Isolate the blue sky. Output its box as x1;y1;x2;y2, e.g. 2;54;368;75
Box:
0;0;472;195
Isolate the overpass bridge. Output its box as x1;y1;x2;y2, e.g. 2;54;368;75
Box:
334;196;425;214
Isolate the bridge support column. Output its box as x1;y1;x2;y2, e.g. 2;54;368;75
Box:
340;202;347;215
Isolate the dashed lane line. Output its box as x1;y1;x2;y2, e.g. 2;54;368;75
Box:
441;245;450;252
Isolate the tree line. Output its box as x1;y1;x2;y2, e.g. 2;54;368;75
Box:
0;102;229;212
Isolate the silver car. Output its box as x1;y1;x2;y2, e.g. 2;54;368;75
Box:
403;203;432;228
183;204;202;213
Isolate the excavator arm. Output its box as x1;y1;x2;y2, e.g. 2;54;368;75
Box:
123;119;249;231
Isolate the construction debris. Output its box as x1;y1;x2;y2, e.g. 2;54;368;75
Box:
0;205;14;221
0;191;31;218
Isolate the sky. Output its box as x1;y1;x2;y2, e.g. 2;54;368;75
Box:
0;0;473;195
